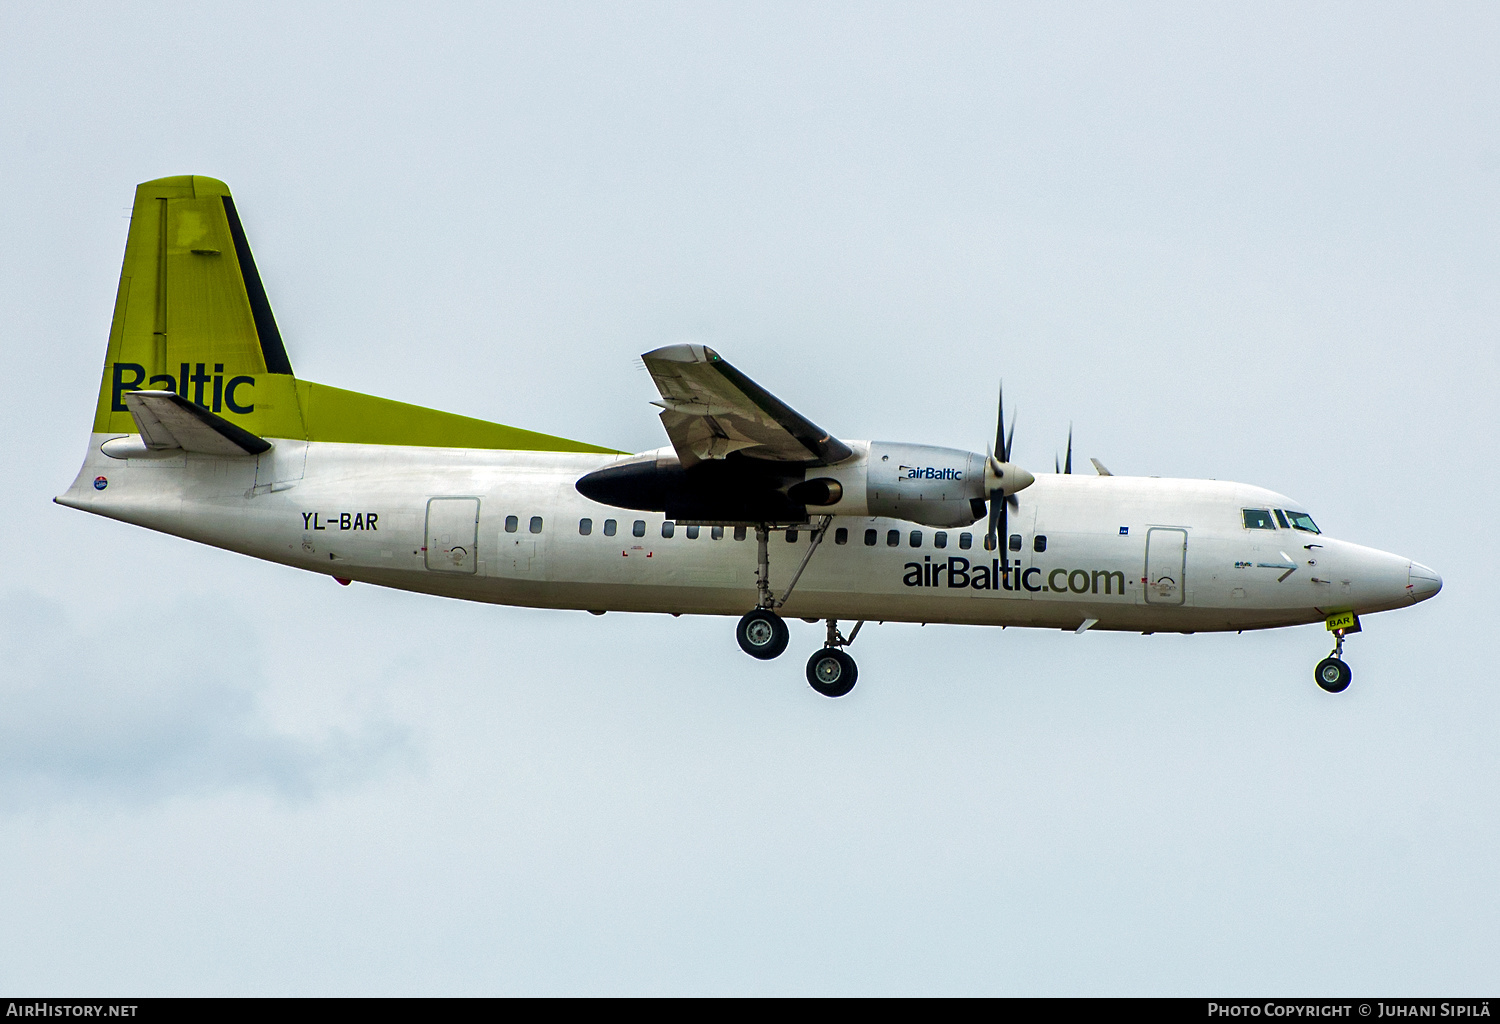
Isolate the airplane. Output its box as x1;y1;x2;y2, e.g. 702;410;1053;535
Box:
57;175;1442;698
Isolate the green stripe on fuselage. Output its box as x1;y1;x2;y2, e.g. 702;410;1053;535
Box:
296;380;622;453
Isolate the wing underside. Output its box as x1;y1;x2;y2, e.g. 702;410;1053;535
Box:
641;345;851;468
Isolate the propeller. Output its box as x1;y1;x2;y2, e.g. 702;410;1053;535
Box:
1055;424;1073;475
983;384;1035;555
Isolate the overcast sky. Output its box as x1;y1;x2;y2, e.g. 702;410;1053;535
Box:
2;1;1495;995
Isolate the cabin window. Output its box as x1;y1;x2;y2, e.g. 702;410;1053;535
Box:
632;520;646;537
786;529;798;543
934;531;948;549
1285;510;1321;534
1274;509;1291;529
1009;534;1022;552
909;530;923;548
865;529;878;546
603;519;617;537
1242;509;1276;530
1033;535;1047;553
579;518;593;536
886;530;900;547
984;534;997;551
834;527;848;545
958;532;973;550
504;515;519;533
530;516;543;534
661;521;675;538
711;526;724;540
686;525;700;539
734;526;747;541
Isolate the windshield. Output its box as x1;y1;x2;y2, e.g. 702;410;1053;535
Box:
1283;510;1320;534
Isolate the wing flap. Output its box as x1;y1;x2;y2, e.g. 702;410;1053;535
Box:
123;390;272;456
641;345;851;467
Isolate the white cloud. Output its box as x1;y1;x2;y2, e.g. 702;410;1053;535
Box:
0;592;410;808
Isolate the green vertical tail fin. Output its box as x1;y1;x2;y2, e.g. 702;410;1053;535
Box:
93;175;619;454
94;175;305;439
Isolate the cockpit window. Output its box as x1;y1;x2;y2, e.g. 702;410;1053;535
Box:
1284;510;1320;534
1242;509;1276;530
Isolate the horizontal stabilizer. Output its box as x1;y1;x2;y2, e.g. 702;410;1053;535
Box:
124;390;272;456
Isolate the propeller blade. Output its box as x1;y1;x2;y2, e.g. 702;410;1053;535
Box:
994;384;1006;462
1055;453;1060;475
983;381;1031;553
996;492;1008;560
1065;425;1073;475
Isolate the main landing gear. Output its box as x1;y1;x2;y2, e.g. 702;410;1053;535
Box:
806;619;863;698
736;608;789;660
734;518;863;696
1315;628;1354;693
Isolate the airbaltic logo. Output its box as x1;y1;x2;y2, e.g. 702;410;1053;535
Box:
899;465;963;481
111;363;256;414
903;555;1127;595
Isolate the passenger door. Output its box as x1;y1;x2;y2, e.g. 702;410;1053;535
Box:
1144;527;1187;605
425;497;479;574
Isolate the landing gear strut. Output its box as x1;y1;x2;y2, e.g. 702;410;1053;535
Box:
736;518;831;662
806;618;864;698
1315;629;1353;693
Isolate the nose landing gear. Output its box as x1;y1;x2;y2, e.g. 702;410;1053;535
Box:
1314;627;1354;693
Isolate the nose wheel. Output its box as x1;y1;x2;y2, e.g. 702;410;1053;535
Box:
1314;627;1354;693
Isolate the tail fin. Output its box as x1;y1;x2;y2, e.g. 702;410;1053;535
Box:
94;175;306;439
91;175;619;456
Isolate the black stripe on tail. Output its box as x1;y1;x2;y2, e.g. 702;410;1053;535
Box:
221;195;294;376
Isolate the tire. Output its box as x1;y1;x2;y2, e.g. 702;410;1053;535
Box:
737;609;789;660
1315;657;1352;693
806;647;858;698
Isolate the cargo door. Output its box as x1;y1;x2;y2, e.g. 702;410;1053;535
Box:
425;497;479;574
1144;527;1187;605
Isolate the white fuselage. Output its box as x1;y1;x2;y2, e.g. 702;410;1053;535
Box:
59;435;1435;633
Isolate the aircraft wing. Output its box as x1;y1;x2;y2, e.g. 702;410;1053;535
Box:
124;390;272;456
641;345;852;468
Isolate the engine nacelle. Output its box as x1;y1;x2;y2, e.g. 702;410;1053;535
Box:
863;442;988;528
808;442;987;528
576;441;989;529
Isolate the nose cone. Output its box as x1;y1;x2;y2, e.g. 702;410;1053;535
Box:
1408;561;1442;603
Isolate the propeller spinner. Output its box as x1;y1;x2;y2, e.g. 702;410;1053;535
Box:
983;384;1035;554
